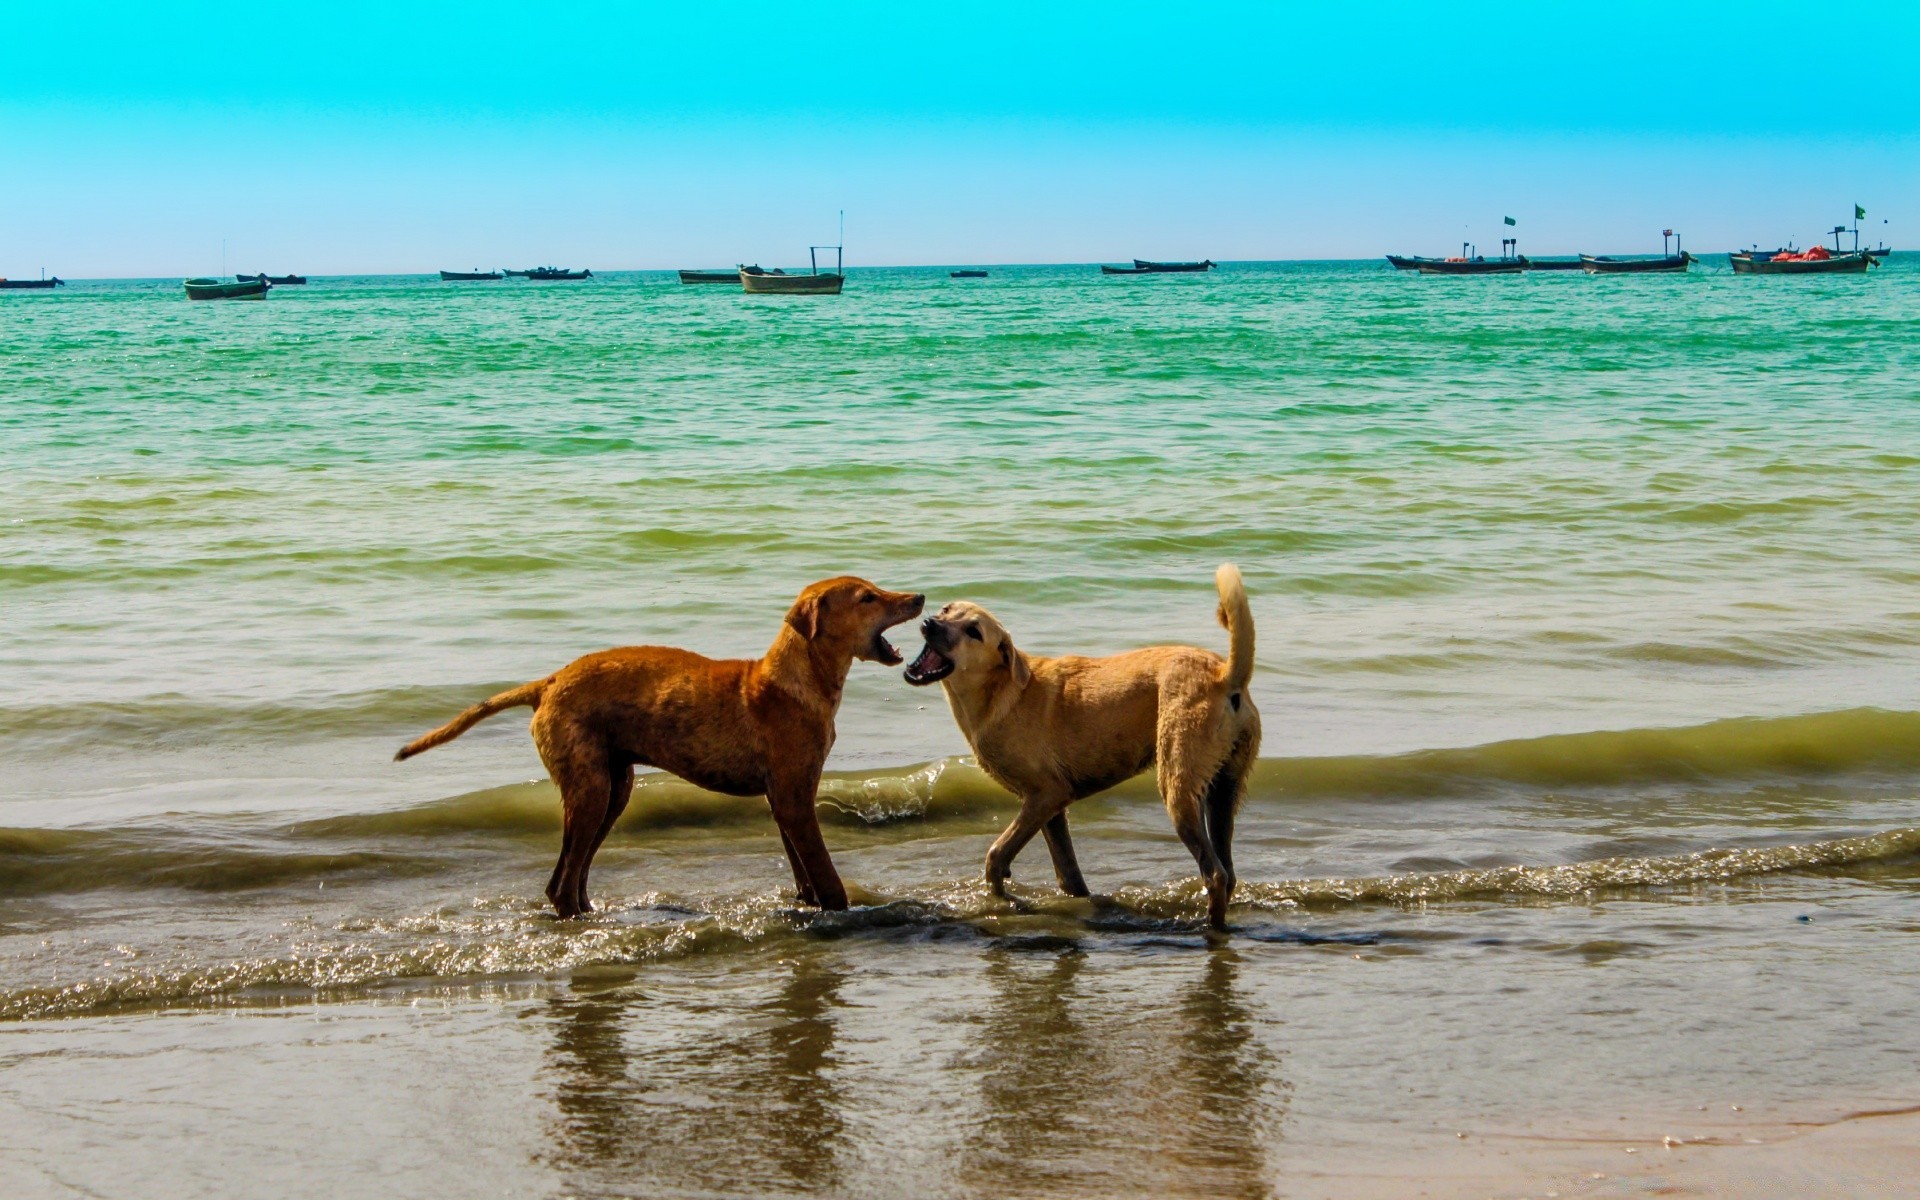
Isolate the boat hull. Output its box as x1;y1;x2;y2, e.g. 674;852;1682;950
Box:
741;271;843;294
0;278;63;289
1415;259;1526;275
678;270;741;284
526;270;591;280
1132;259;1215;272
239;274;306;285
1729;252;1872;275
1580;254;1693;274
1385;255;1433;270
440;271;502;281
950;270;988;278
184;278;270;300
1524;259;1585;271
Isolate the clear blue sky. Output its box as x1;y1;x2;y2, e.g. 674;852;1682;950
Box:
4;2;1915;275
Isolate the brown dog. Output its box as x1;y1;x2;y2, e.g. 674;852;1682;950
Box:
396;577;924;918
903;565;1259;928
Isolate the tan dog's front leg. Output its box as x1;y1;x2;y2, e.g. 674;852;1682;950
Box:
984;793;1062;898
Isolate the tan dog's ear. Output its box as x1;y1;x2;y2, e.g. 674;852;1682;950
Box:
999;640;1031;689
787;593;823;640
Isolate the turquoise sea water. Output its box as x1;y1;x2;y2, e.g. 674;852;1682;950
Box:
3;262;1919;1197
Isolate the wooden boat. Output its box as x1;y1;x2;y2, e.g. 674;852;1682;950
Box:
950;269;988;278
741;244;843;295
1101;265;1155;274
1729;248;1873;275
1524;258;1585;271
0;277;64;289
184;277;269;300
1132;259;1214;272
1385;255;1437;270
1416;257;1527;275
1581;253;1693;274
440;269;503;281
526;267;591;280
678;269;742;284
238;273;306;285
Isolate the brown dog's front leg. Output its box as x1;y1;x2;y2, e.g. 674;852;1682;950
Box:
769;769;847;910
1042;812;1091;897
778;827;822;906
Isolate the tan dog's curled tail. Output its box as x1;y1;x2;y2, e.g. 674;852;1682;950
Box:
1215;563;1255;694
394;680;547;761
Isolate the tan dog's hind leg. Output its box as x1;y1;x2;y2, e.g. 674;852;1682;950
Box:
1204;728;1259;903
1159;720;1236;931
1041;812;1091;897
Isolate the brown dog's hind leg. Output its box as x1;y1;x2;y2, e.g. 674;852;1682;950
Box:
1041;812;1091;897
542;744;613;919
769;764;847;911
567;761;634;917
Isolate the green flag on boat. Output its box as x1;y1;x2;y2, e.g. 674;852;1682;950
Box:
1504;216;1517;226
1856;204;1866;220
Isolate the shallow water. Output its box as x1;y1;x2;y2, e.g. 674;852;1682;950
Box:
3;261;1918;1196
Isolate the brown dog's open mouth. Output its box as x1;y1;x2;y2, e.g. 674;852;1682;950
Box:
903;642;954;685
867;630;904;666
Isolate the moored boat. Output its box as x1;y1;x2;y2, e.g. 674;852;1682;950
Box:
679;269;743;284
184;277;270;300
440;269;503;281
1523;258;1585;271
1729;248;1872;275
0;277;64;289
1583;230;1694;274
1416;257;1526;275
1132;259;1215;272
950;269;988;278
1385;255;1436;270
1581;253;1693;274
525;267;591;280
238;273;306;285
741;244;843;295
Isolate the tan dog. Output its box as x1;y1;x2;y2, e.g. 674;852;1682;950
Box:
904;565;1259;928
396;577;925;918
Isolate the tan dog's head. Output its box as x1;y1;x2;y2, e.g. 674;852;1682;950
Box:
903;601;1030;690
785;577;925;666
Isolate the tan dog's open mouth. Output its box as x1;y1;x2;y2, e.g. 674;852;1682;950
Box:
903;619;954;685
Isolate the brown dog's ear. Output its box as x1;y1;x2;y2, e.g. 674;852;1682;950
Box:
786;592;823;640
999;639;1031;689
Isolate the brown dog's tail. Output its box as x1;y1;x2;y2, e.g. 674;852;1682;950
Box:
394;680;547;761
1215;563;1255;695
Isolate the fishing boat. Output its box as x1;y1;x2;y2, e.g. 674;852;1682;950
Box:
1581;230;1694;274
184;277;270;300
1385;255;1437;270
525;267;591;280
0;276;64;289
238;273;306;285
741;244;843;295
1729;247;1872;275
440;269;503;281
1101;265;1156;275
1581;253;1694;274
950;269;989;278
503;269;531;278
1417;258;1527;275
678;269;743;284
1132;259;1215;272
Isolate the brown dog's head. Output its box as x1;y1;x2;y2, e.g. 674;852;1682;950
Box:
785;577;925;666
903;601;1029;689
